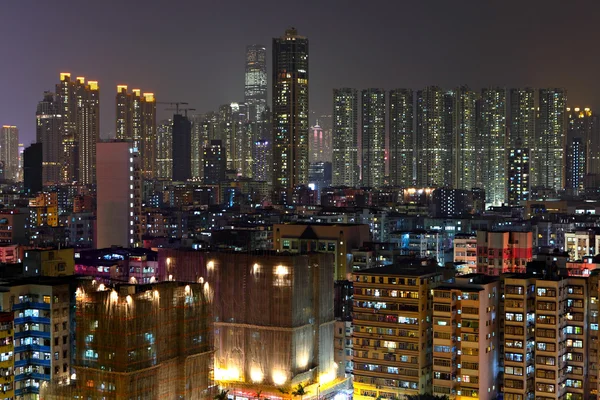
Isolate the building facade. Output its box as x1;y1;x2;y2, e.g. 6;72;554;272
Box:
332;88;359;187
389;89;414;187
272;28;309;202
361;89;386;188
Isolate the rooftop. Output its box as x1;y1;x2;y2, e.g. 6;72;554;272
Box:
355;264;440;277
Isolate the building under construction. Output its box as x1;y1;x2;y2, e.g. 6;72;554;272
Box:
42;280;214;400
204;251;346;399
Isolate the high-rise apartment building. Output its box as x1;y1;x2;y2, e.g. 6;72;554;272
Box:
352;265;443;400
23;143;43;195
36;91;62;185
509;88;536;148
432;274;500;400
156;119;173;180
0;125;19;181
0;277;76;399
115;86;157;179
97;141;142;248
480;88;507;206
361;88;386;188
537;88;567;190
507;147;530;205
452;87;479;190
310;123;331;163
252;139;271;182
417;86;449;187
389;89;414;187
203;140;226;185
245;44;268;123
44;281;214;399
56;73;99;185
172;114;192;182
332;88;359;187
272;28;309;202
191;114;212;179
566;137;586;193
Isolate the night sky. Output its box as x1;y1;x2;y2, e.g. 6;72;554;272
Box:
1;0;599;145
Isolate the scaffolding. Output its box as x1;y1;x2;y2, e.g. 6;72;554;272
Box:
41;281;215;399
206;251;338;398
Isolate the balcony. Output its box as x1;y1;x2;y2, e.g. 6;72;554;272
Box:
14;358;51;368
12;302;50;311
15;386;41;396
14;344;51;353
14;316;50;325
14;330;50;339
14;372;50;382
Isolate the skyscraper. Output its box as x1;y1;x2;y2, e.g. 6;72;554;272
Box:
361;88;386;188
416;86;448;187
452;86;478;190
115;86;157;179
566;107;596;190
509;88;536;147
509;88;535;188
507;145;530;205
537;88;567;190
23;143;43;195
97;141;142;248
566;137;585;193
480;88;507;206
156;119;173;180
389;89;413;187
172;114;192;181
245;45;268;123
219;103;251;175
35;91;62;185
56;73;99;185
203;140;226;185
252;139;271;182
0;125;19;181
332;88;359;187
272;27;309;202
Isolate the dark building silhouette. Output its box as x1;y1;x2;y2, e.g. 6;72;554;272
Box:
203;140;226;184
24;143;43;194
172;114;191;181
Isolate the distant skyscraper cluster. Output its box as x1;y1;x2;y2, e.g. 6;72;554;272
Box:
331;86;594;206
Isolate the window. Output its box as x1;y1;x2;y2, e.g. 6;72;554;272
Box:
54;352;59;360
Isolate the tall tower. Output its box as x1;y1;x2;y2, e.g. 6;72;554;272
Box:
35;91;62;185
56;73;100;185
566;107;594;191
416;86;448;187
245;45;268;123
97;141;142;248
77;79;99;185
361;88;386;188
0;125;19;181
389;89;413;187
272;27;309;202
509;88;536;147
332;88;359;187
115;86;157;179
452;86;478;190
537;88;567;190
172;114;192;181
56;73;78;183
507;147;530;205
480;88;507;206
156;119;173;180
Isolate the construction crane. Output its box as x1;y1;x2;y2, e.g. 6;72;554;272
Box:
165;107;196;118
156;101;189;114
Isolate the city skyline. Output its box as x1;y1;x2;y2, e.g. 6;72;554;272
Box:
2;1;600;145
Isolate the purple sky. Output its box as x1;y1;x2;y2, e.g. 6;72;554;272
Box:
1;0;599;145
